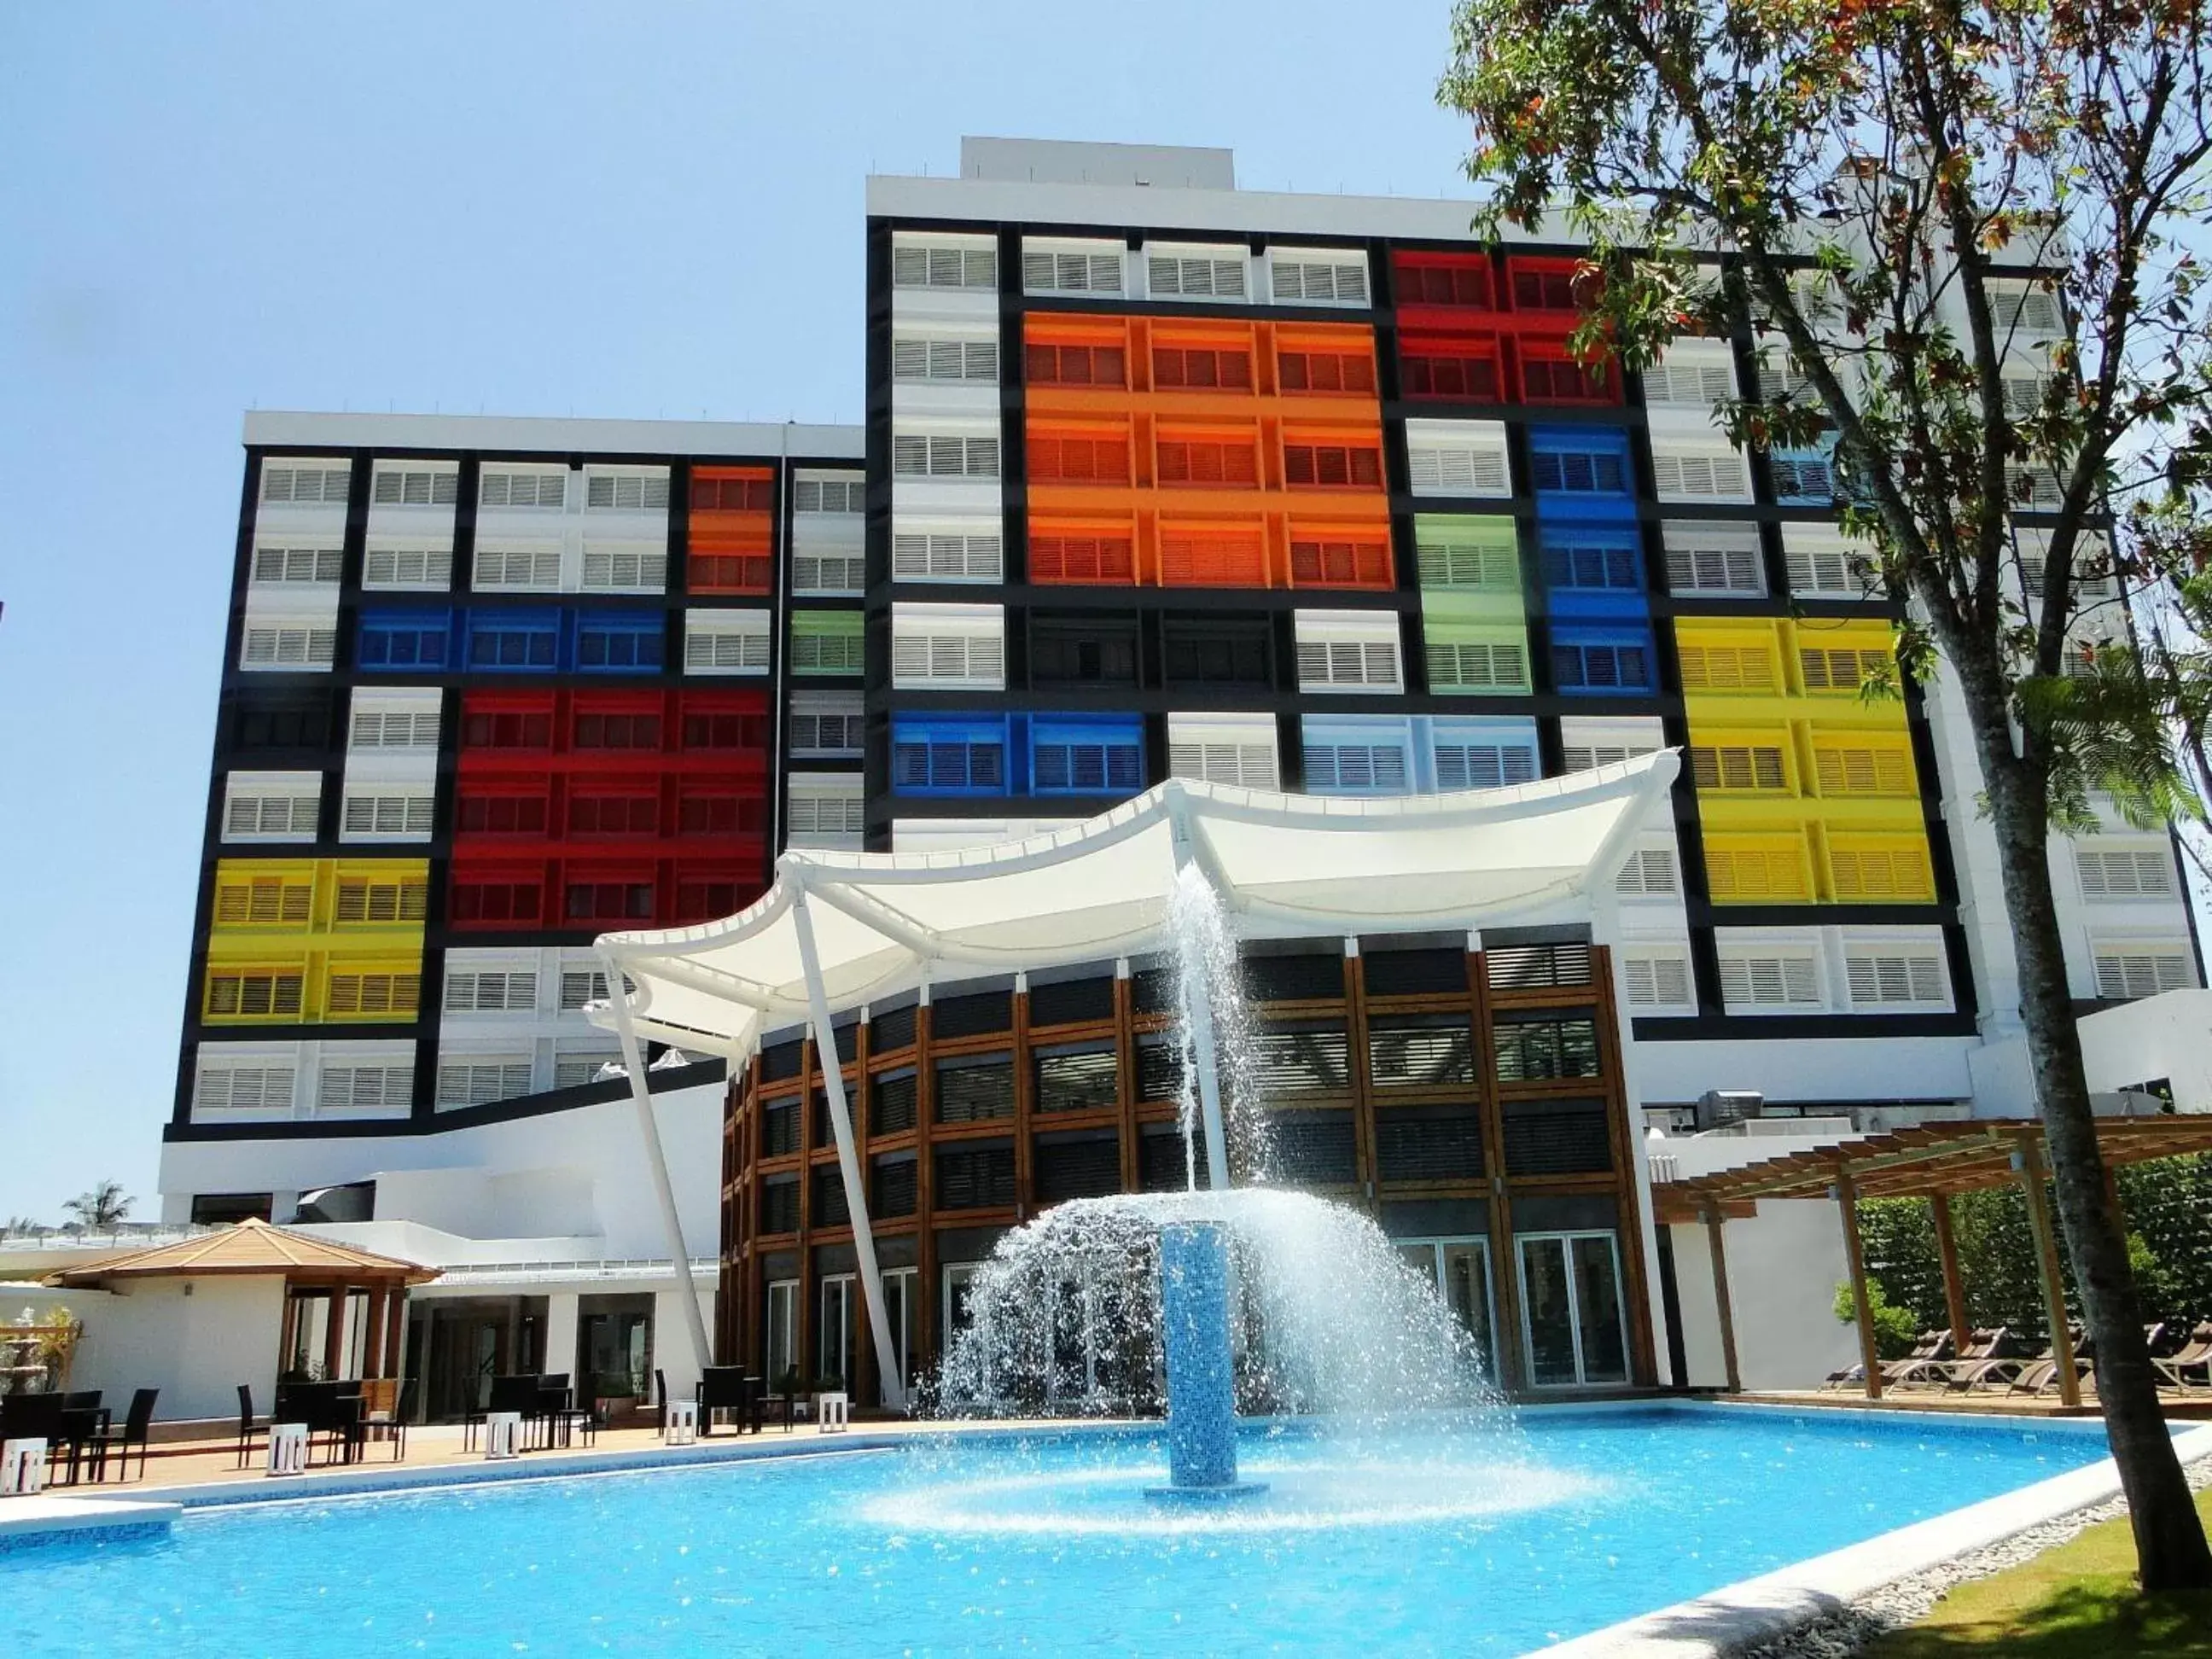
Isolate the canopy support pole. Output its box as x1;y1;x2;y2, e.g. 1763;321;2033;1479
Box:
1166;790;1232;1194
1930;1191;1972;1362
1834;1173;1883;1400
792;889;907;1411
1703;1204;1741;1394
604;951;715;1381
2015;1138;2082;1409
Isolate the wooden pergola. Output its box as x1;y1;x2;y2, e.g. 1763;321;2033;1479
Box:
1650;1115;2212;1407
49;1218;439;1412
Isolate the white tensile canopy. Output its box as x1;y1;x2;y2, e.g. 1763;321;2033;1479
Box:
588;752;1679;1404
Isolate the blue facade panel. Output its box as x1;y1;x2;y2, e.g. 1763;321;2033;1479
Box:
357;607;451;672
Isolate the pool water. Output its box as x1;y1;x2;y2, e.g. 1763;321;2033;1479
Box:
1;1406;2107;1657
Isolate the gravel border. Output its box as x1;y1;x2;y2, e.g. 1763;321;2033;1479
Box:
1739;1448;2212;1658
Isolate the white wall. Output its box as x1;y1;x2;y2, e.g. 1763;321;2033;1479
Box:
159;1081;723;1260
1670;1204;1861;1390
34;1276;287;1423
1636;1033;1976;1108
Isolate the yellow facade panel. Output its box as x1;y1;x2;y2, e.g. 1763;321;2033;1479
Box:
209;857;429;948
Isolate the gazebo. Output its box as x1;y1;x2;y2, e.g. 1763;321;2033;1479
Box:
49;1218;439;1415
1650;1115;2212;1406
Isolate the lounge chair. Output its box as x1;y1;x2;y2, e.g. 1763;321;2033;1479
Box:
1822;1329;1954;1392
2156;1321;2212;1392
1894;1327;2013;1389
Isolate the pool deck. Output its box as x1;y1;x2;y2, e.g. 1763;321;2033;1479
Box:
1738;1387;2212;1419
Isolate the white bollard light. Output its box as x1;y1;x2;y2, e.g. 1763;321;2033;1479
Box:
3;1437;49;1495
265;1423;309;1477
485;1411;521;1460
665;1399;699;1447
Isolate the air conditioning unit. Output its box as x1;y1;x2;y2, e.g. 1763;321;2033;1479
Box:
1697;1090;1765;1132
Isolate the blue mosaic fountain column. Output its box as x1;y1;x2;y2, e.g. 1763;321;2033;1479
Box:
1160;1221;1240;1489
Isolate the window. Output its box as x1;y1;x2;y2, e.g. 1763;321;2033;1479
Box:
891;719;1007;795
1163;619;1271;685
1561;738;1659;771
242;626;338;670
574;616;665;672
1644;342;1737;405
1167;716;1278;788
205;970;306;1018
1021;245;1121;294
1147;251;1246;298
1845;951;1948;1007
568;792;659;835
480;469;568;509
787;786;865;844
895;240;997;290
1540;535;1642;591
1663;523;1765;596
260;462;352;504
2017;533;2118;602
436;1061;534;1109
224;777;321;841
1615;847;1680;896
334;876;428;923
1510;264;1583;311
1293;614;1403;691
445;969;537;1012
1406;422;1511;496
892;434;998;479
934;1143;1017;1210
214;876;312;925
1813;744;1915;796
935;1056;1016;1123
692;474;774;513
1829;841;1934;900
1417;521;1520;591
1400;342;1502;402
325;971;421;1016
893;530;1004;580
456;792;548;834
1707;841;1810;899
584;470;670;511
1528;445;1629;495
1552;637;1653;692
1798;644;1892;692
1520;349;1612;405
1990;278;2064;338
571;709;661;748
558;969;615;1010
1691;745;1788;791
1156;438;1259;487
794;475;864;515
1160;531;1266;586
1650;442;1754;502
892;337;1000;383
1303;723;1413;794
1784;524;1877;597
371;465;458;506
1290;537;1392;587
1152;346;1253;390
1031;620;1139;685
1278;348;1377;394
554;1051;623;1091
364;546;452;589
792;549;865;594
580;546;667;591
1718;951;1823;1009
1029;533;1135;584
318;1062;414;1115
890;604;1004;689
194;1061;295;1114
457;614;553;670
1025;341;1129;387
1493;1017;1602;1081
357;612;448;670
2093;946;2194;1000
251;545;343;585
1269;253;1369;305
448;876;543;924
1034;1045;1120;1115
1032;718;1144;795
473;545;562;591
676;792;760;836
789;698;864;757
1621;949;1695;1010
1677;643;1776;692
565;881;655;922
341;791;435;839
1283;442;1382;489
2075;847;2178;899
1427;637;1530;692
1431;726;1539;790
1369;1021;1476;1088
677;706;765;750
684;611;772;674
1769;449;1837;502
789;613;864;675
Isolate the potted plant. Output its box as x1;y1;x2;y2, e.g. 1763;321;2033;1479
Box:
591;1370;640;1425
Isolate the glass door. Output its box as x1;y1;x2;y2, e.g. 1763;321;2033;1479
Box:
819;1274;855;1391
1516;1231;1629;1388
880;1268;916;1403
765;1279;798;1388
1399;1237;1497;1382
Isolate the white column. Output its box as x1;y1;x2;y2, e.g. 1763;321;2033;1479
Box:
602;949;715;1381
1591;890;1676;1388
544;1292;580;1394
790;888;907;1410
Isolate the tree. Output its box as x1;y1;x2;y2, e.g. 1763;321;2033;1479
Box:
62;1180;131;1232
1441;0;2212;1586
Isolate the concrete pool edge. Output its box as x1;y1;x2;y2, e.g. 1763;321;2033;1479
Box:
1543;1412;2212;1659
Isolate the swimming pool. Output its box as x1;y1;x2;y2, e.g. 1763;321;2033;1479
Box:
0;1406;2110;1657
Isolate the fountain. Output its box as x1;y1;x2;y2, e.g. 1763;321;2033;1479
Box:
930;864;1498;1506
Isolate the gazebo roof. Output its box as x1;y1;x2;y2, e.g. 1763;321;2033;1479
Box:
1650;1113;2212;1224
588;755;1679;1062
45;1218;439;1289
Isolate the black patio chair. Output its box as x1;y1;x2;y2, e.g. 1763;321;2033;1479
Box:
655;1368;671;1437
484;1374;549;1451
56;1392;106;1485
0;1393;65;1472
92;1388;159;1482
697;1366;748;1436
234;1384;268;1469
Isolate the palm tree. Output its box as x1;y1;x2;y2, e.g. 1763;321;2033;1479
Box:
3;1215;42;1237
62;1181;131;1232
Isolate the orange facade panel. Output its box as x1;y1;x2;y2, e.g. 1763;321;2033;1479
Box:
690;466;776;595
1022;311;1390;591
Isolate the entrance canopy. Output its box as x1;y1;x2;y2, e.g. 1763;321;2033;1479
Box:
588;755;1677;1062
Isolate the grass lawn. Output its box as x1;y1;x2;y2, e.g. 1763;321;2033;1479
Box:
1868;1487;2212;1656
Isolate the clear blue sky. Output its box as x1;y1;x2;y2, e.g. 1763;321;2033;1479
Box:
0;3;1477;1221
